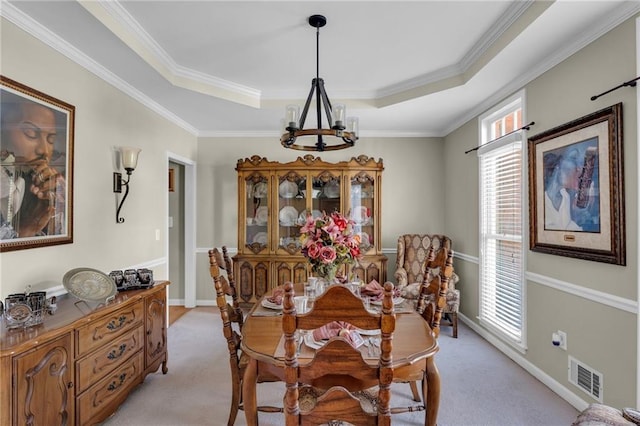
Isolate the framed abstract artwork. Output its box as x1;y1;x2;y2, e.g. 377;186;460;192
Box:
1;76;75;252
528;103;625;265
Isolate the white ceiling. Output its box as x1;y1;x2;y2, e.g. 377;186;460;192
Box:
3;1;639;138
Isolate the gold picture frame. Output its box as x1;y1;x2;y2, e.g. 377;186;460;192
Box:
528;103;625;265
1;76;75;252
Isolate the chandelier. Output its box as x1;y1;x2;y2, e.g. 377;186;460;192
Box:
280;15;359;152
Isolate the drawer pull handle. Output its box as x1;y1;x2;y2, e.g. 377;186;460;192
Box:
107;343;127;360
107;315;127;331
107;373;127;391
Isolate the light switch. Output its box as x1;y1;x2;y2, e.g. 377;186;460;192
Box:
155;229;160;241
168;216;174;228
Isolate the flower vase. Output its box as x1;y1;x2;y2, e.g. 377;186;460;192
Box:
314;264;338;286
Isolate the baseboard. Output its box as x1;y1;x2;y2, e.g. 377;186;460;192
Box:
459;313;589;412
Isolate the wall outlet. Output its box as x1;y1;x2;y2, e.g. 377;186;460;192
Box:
558;330;567;350
552;330;567;350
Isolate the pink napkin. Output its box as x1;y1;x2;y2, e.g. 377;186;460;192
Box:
312;321;363;348
267;287;284;305
360;280;400;301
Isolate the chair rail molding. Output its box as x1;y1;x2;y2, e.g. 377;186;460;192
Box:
526;271;637;313
197;248;635;313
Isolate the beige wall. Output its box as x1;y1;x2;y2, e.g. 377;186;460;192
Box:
444;15;638;408
1;7;638;413
194;137;445;302
0;19;198;296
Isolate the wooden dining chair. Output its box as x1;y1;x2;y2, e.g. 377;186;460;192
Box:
282;281;395;425
208;247;282;426
389;245;454;421
395;234;460;338
416;245;455;338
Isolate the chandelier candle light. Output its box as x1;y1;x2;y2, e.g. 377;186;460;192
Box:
299;211;363;284
281;15;359;152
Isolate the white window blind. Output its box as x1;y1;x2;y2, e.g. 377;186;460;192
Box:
479;136;524;343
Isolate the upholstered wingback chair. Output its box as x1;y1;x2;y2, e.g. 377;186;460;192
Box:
395;234;461;337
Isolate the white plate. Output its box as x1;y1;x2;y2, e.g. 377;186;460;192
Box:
253;182;267;198
261;299;282;310
351;206;370;224
254;206;268;225
304;333;324;350
370;297;405;306
279;206;298;225
253;232;268;245
324;181;340;198
279;180;298;198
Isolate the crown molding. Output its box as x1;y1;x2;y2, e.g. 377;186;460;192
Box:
79;0;262;107
377;0;534;99
1;2;199;135
4;1;638;138
440;0;640;137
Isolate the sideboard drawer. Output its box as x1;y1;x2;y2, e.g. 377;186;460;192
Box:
76;302;143;356
76;326;144;393
76;351;144;425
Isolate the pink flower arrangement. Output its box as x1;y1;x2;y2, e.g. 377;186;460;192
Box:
299;211;363;279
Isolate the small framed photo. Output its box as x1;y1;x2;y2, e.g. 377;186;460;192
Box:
528;103;625;265
168;168;175;192
1;76;75;252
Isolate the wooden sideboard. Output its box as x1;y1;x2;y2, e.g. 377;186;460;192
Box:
235;155;387;304
0;281;168;426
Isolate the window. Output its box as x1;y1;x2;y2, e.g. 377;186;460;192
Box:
478;91;526;348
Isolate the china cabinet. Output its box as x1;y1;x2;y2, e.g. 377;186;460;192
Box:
0;282;168;426
235;154;386;304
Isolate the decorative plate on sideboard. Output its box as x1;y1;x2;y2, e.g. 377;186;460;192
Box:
63;267;118;303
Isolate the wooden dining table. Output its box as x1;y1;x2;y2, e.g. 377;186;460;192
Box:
240;283;441;426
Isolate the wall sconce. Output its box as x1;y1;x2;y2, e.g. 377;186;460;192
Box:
113;146;141;223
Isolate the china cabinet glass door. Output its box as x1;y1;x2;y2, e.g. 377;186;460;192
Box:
277;172;306;254
312;170;341;217
349;172;375;253
245;174;269;252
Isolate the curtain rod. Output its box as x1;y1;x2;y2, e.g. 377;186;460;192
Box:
590;76;639;101
464;121;535;154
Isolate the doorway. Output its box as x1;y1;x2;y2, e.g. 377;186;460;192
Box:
167;153;196;308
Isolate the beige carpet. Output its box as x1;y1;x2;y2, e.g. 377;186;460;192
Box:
101;307;579;425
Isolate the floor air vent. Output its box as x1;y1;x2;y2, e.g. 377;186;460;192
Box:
569;356;603;402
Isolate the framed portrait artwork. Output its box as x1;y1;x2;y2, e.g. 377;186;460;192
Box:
0;76;75;252
528;103;624;265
